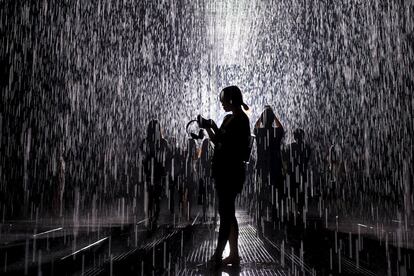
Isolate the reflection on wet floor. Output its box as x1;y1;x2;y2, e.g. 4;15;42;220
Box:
1;205;413;275
180;212;286;275
179;211;312;276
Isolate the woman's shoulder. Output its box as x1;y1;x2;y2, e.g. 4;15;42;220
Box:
222;112;249;130
223;114;233;121
231;111;249;121
238;112;250;129
241;111;250;122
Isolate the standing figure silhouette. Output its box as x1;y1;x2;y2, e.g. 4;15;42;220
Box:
200;86;251;268
140;119;169;230
254;106;284;232
284;128;310;217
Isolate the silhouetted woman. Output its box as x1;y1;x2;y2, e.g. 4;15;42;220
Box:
200;86;251;267
140;119;169;229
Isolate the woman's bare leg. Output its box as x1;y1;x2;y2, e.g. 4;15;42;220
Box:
223;217;240;265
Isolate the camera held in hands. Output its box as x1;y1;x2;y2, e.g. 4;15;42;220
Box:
197;115;212;129
185;115;212;140
186;117;205;140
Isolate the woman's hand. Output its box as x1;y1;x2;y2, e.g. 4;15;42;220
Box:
197;115;219;143
197;115;218;132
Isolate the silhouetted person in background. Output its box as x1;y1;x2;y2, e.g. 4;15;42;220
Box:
52;144;66;217
197;135;213;222
166;136;180;215
284;128;310;217
172;145;187;220
57;149;66;217
403;157;413;220
184;138;198;221
200;86;251;268
140;119;169;230
254;105;284;231
328;142;344;197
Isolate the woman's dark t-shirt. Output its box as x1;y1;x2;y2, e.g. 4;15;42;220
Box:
212;112;250;193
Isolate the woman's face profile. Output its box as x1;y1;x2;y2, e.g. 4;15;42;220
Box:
220;91;232;112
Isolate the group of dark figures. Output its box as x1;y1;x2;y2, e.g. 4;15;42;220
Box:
140;119;213;228
141;86;312;269
42;85;412;271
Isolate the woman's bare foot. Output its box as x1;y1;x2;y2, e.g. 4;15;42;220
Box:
222;255;240;266
207;253;222;270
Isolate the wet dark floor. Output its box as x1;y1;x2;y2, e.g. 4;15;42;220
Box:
1;207;413;275
179;211;295;275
